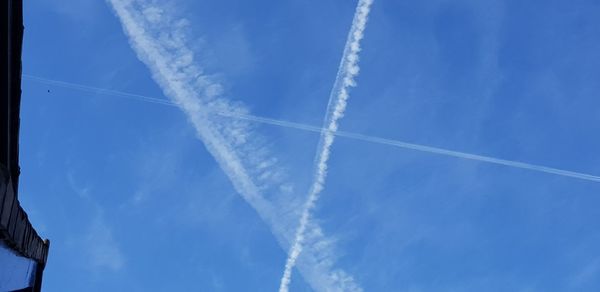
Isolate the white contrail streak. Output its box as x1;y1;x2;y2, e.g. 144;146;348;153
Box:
105;1;361;291
279;1;373;291
334;132;600;183
24;74;600;183
23;74;176;107
106;0;272;226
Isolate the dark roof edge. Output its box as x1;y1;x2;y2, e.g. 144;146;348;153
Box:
0;0;50;266
1;165;50;265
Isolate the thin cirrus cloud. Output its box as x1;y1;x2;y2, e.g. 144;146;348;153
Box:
24;74;600;184
279;0;373;291
66;172;125;272
84;212;125;272
106;0;362;291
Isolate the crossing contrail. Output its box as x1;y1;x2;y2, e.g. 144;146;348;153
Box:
98;1;363;290
23;74;600;184
280;1;373;291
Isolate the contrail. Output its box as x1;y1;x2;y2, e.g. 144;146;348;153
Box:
106;0;271;222
279;1;373;291
23;74;176;107
105;1;362;291
24;74;600;183
335;131;600;182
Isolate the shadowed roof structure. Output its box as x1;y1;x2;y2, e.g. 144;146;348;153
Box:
1;0;50;291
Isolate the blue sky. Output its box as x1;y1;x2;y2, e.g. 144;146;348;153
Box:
18;0;600;291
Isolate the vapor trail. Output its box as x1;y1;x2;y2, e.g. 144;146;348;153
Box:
107;0;271;222
105;1;362;291
335;131;600;182
279;1;373;291
23;74;176;107
24;74;600;183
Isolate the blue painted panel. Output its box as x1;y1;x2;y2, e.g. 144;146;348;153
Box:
0;240;36;291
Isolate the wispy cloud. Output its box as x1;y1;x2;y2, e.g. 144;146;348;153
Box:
280;1;373;291
66;172;125;272
105;0;359;290
67;171;93;199
84;210;125;272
